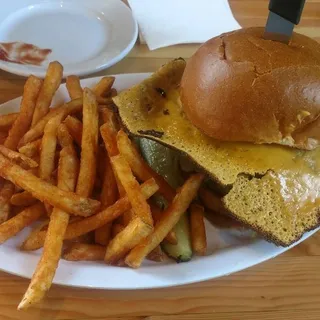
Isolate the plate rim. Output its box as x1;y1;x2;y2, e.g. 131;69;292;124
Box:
0;72;318;290
0;0;138;78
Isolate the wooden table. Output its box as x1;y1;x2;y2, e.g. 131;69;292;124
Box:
0;1;320;319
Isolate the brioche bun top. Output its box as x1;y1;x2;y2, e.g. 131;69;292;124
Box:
180;27;320;150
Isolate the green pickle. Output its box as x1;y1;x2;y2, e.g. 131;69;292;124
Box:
138;138;192;262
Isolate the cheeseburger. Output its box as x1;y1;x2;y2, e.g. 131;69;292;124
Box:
114;27;320;247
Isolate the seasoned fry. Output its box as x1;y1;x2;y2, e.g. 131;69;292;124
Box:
0;153;100;217
93;77;115;97
96;96;115;106
57;123;73;148
190;204;207;256
100;110;119;157
18;139;41;158
0;202;45;244
147;245;168;262
95;222;112;245
105;217;152;264
31;61;63;127
125;173;205;268
0;145;38;169
204;209;243;230
95;156;118;245
107;88;118;98
111;223;124;238
18;144;79;310
10;191;37;207
66;75;83;100
21;179;158;251
0;132;7;145
63;243;105;261
111;155;153;226
63;116;82;146
11;205;26;217
18;98;83;147
151;204;177;245
0;179;15;223
199;187;227;213
0;113;19;131
117;130;175;202
56;146;79;195
99;107;115;124
76;88;99;197
0;59;217;310
39;115;63;182
4;76;43;150
100;111;129;223
26;219;50;242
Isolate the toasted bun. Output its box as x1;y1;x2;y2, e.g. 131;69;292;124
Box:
180;27;320;149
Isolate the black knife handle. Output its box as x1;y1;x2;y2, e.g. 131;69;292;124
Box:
269;0;306;25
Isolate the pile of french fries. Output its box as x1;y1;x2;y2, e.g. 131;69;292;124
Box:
0;61;209;310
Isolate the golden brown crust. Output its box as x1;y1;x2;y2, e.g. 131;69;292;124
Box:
180;27;320;149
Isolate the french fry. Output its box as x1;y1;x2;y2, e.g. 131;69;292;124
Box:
0;202;45;244
105;217;152;264
147;245;168;262
10;191;37;207
107;88;118;98
63;116;82;146
100;110;119;157
111;223;124;238
95;223;113;246
100;112;131;224
18;139;41;158
66;75;83;100
21;179;158;251
39;114;63;182
95;156;118;245
64;233;95;246
151;204;177;245
18;98;83;148
25;219;50;242
4;76;43;150
199;189;244;228
93;77;115;97
99;107;115;124
31;61;63;127
57;123;73;148
0;113;19;131
18;144;79;310
112;206;167;262
190;204;207;256
111;155;153;226
11;205;26;217
0;179;15;223
0;145;38;169
199;187;227;214
117;130;176;202
125;173;205;268
95;146;106;185
0;132;7;145
0;153;100;217
63;243;105;261
76;88;99;197
96;96;114;105
55;146;79;195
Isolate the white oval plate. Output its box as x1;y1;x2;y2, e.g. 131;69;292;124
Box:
0;73;318;290
0;0;138;77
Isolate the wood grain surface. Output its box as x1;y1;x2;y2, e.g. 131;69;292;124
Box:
0;1;320;319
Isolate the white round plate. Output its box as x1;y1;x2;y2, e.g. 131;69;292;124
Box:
0;0;138;77
0;73;318;289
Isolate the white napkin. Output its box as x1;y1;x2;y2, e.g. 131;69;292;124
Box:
128;0;241;50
